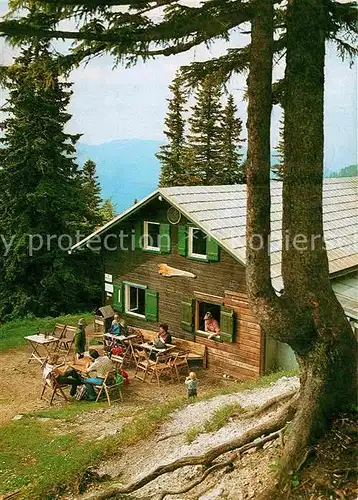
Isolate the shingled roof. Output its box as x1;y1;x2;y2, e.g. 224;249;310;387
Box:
71;178;358;291
160;177;358;289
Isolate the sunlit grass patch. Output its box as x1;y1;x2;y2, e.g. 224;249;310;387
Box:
203;402;244;433
0;396;187;499
184;425;202;444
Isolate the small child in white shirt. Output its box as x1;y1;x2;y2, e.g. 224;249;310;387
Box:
185;371;198;400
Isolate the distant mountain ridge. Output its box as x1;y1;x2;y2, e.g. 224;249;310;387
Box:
77;139;353;213
77;139;162;211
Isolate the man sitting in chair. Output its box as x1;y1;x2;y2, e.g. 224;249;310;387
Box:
204;312;221;340
43;354;83;397
84;349;113;401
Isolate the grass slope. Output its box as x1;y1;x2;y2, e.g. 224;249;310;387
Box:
0;371;296;499
0;313;93;352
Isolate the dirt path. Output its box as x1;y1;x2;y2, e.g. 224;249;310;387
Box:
0;348;51;423
82;376;299;500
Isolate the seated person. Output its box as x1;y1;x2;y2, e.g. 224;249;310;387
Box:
84;349;113;401
204;312;221;340
108;313;128;336
157;323;172;345
108;318;120;335
43;354;83;397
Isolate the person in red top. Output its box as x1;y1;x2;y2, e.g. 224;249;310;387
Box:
204;312;221;340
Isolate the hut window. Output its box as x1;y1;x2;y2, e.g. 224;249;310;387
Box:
188;227;207;259
124;283;146;317
143;221;160;251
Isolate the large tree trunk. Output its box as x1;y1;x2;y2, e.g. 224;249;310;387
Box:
246;0;357;487
279;0;357;474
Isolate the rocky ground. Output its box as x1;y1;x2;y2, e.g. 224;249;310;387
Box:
79;376;299;500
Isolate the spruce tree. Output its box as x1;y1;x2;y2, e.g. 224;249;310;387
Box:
219;94;245;184
99;199;117;224
81;159;104;226
156;75;188;187
187;77;223;184
0;43;101;319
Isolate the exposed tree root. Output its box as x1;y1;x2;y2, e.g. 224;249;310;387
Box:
156;431;183;443
86;396;298;500
155;429;288;500
233;390;298;421
155;458;235;500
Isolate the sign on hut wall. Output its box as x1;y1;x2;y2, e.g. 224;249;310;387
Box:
158;263;196;278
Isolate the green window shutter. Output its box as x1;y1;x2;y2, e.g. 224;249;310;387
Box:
113;282;124;312
145;289;159;322
206;236;220;262
220;307;235;343
181;298;194;332
135;220;142;250
160;223;171;254
178;226;187;256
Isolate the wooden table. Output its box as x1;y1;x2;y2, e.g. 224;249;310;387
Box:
104;333;137;342
25;334;59;364
140;342;176;355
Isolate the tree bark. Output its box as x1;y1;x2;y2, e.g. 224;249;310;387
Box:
280;0;357;472
246;0;357;488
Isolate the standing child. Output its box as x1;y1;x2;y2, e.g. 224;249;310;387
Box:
185;372;198;401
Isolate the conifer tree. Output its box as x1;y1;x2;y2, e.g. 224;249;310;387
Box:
186;77;223;184
0;43;101;319
99;199;117;224
156;75;188;187
219;94;245;184
81;159;104;226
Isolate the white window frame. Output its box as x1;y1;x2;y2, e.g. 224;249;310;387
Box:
143;221;160;252
124;283;146;318
188;226;207;259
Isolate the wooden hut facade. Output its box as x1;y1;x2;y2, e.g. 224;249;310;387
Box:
72;178;358;379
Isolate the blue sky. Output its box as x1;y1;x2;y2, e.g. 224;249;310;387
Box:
0;1;356;170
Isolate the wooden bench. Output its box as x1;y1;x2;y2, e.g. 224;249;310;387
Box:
172;337;207;369
138;329;157;343
130;327;207;369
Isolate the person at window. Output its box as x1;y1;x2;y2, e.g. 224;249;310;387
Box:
157;323;172;345
75;318;87;359
204;312;221;340
43;354;83;397
84;349;113;401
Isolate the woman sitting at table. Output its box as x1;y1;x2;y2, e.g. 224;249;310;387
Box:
108;318;120;335
108;313;128;335
84;349;113;401
43;354;83;397
157;323;172;345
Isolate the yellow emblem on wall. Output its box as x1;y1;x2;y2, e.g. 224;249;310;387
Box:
158;263;196;278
